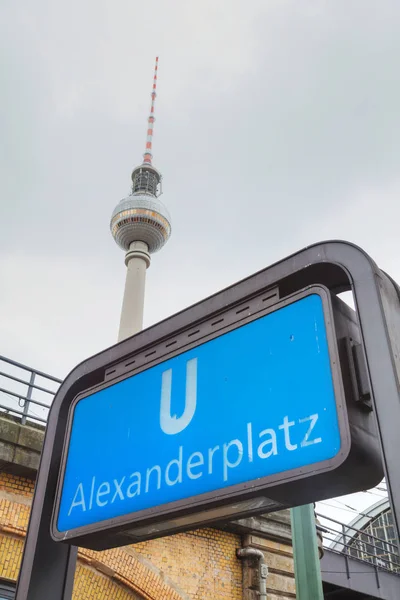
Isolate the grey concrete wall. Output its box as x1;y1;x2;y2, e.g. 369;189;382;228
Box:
0;414;44;478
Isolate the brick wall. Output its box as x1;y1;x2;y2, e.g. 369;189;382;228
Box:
134;529;242;599
0;471;296;599
0;473;242;599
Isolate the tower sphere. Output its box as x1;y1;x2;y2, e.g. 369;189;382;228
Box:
111;57;171;255
110;193;171;254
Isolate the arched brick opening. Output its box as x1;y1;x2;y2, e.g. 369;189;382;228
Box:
0;529;186;600
0;483;187;600
78;547;188;600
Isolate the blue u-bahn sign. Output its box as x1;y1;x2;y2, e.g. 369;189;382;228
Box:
52;287;354;546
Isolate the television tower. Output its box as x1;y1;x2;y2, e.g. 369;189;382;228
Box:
110;57;171;341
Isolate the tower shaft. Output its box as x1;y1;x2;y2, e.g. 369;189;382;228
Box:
118;241;150;341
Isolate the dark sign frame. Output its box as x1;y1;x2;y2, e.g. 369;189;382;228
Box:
51;285;350;548
15;241;400;600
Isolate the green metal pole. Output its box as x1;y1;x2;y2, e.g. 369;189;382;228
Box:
290;504;324;600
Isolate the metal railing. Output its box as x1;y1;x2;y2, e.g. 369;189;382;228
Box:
0;355;61;425
316;512;400;574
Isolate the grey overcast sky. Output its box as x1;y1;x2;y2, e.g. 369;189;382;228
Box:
1;0;400;378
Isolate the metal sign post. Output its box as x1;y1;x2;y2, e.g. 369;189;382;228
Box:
15;241;400;599
291;505;324;600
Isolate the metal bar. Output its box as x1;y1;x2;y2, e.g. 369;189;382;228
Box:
0;355;62;383
316;513;400;550
314;538;395;571
329;549;396;572
22;372;35;426
0;403;47;423
0;370;58;394
342;524;350;580
374;564;380;588
291;505;324;600
327;541;395;568
327;550;395;574
0;388;52;409
316;523;399;573
319;532;397;560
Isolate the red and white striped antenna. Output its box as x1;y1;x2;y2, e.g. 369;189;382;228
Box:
143;57;159;165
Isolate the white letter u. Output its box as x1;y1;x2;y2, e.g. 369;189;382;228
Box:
160;358;197;435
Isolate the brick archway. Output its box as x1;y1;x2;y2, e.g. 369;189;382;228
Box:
78;546;189;600
0;483;187;600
